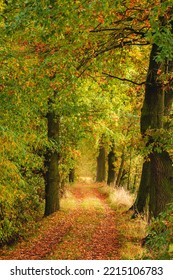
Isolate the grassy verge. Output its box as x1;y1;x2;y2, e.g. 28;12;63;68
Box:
98;184;148;259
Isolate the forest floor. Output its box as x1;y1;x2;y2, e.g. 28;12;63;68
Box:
0;183;147;260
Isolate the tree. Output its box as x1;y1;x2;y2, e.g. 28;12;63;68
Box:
133;3;173;218
107;142;116;186
2;0;119;218
96;139;106;182
0;1;47;243
44;98;61;215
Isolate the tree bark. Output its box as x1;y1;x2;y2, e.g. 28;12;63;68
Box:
96;143;106;182
133;43;173;218
132;161;150;215
127;147;133;190
44;98;61;216
140;44;164;134
69;168;75;183
149;151;173;218
115;150;125;187
107;144;116;186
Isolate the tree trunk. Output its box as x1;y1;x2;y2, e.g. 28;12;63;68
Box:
107;145;116;186
132;161;150;216
140;44;164;134
149;59;173;218
133;43;173;218
132;165;138;192
44;99;61;216
96;144;106;182
164;59;173;128
149;151;173;218
115;150;125;187
127;147;132;190
69;168;75;183
134;43;163;216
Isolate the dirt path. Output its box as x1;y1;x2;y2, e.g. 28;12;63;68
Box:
0;183;121;260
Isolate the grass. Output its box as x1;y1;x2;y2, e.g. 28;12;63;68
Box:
60;190;77;211
98;184;134;210
98;183;148;259
118;213;148;259
80;197;105;211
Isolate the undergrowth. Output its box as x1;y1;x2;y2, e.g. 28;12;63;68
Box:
144;203;173;260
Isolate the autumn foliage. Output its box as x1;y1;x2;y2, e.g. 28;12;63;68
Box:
0;0;173;260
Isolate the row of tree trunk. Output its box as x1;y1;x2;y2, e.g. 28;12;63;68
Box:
44;45;173;220
96;142;118;186
96;43;173;219
44;4;173;219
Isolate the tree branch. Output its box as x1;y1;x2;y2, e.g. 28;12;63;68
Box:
102;72;146;86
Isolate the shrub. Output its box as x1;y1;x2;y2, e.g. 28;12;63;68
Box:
0;148;44;246
145;203;173;259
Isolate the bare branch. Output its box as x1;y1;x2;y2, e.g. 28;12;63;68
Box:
102;72;146;86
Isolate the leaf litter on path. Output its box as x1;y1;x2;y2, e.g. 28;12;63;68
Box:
0;183;121;260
